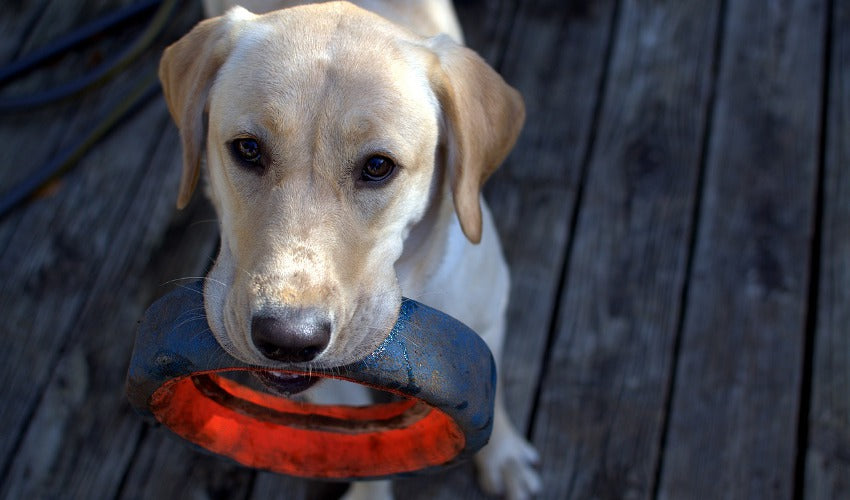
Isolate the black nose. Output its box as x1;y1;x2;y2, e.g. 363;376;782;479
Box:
251;308;331;363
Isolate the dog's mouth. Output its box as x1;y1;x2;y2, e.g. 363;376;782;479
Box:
254;370;319;396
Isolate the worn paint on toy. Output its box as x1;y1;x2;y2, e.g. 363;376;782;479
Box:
126;281;495;480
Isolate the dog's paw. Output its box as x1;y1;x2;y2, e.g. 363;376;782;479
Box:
474;430;541;500
340;480;394;500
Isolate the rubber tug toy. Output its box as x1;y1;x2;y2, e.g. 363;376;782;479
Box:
126;280;496;480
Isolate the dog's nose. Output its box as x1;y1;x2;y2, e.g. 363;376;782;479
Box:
251;308;331;363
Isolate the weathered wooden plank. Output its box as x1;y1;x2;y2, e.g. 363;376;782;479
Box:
804;0;850;497
119;422;254;500
657;0;827;498
0;95;167;496
452;0;516;66
0;72;161;480
0;100;220;498
531;0;722;498
0;1;214;494
249;471;347;500
488;0;618;432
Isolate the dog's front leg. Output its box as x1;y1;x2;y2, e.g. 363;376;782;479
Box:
474;319;542;500
475;384;542;500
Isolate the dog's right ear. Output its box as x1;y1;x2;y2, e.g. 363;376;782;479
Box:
159;7;253;209
425;34;525;244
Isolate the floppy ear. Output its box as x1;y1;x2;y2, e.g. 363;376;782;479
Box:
159;7;252;209
427;34;525;244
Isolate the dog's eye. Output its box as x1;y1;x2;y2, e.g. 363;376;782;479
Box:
231;138;262;164
360;155;396;182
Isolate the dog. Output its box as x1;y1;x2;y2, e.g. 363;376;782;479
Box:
159;1;540;498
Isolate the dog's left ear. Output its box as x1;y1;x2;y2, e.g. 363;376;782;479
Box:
159;7;253;209
426;35;525;244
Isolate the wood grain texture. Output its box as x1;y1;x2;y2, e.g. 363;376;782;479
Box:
0;1;217;496
480;0;619;439
531;0;722;498
804;0;850;497
0;105;220;498
248;471;349;500
0;81;166;479
453;0;517;66
657;0;827;498
120;425;254;500
0;96;172;497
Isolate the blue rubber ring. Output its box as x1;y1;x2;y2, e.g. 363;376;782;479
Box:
126;280;495;479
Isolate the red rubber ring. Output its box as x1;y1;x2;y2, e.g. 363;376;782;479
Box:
126;281;495;480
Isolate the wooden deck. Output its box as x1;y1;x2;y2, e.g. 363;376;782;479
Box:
0;0;847;498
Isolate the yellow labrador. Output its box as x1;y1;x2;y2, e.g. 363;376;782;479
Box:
160;1;540;498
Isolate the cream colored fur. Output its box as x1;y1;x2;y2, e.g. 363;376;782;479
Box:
160;1;540;498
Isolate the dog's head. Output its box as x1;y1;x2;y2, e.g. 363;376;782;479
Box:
159;2;523;368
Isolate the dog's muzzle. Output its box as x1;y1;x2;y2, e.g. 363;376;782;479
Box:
125;280;496;480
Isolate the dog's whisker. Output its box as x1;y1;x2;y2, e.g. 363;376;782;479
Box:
162;276;228;293
396;331;422;347
172;315;207;330
237;266;254;280
172;283;206;296
407;289;452;301
163;276;212;285
199;276;229;288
